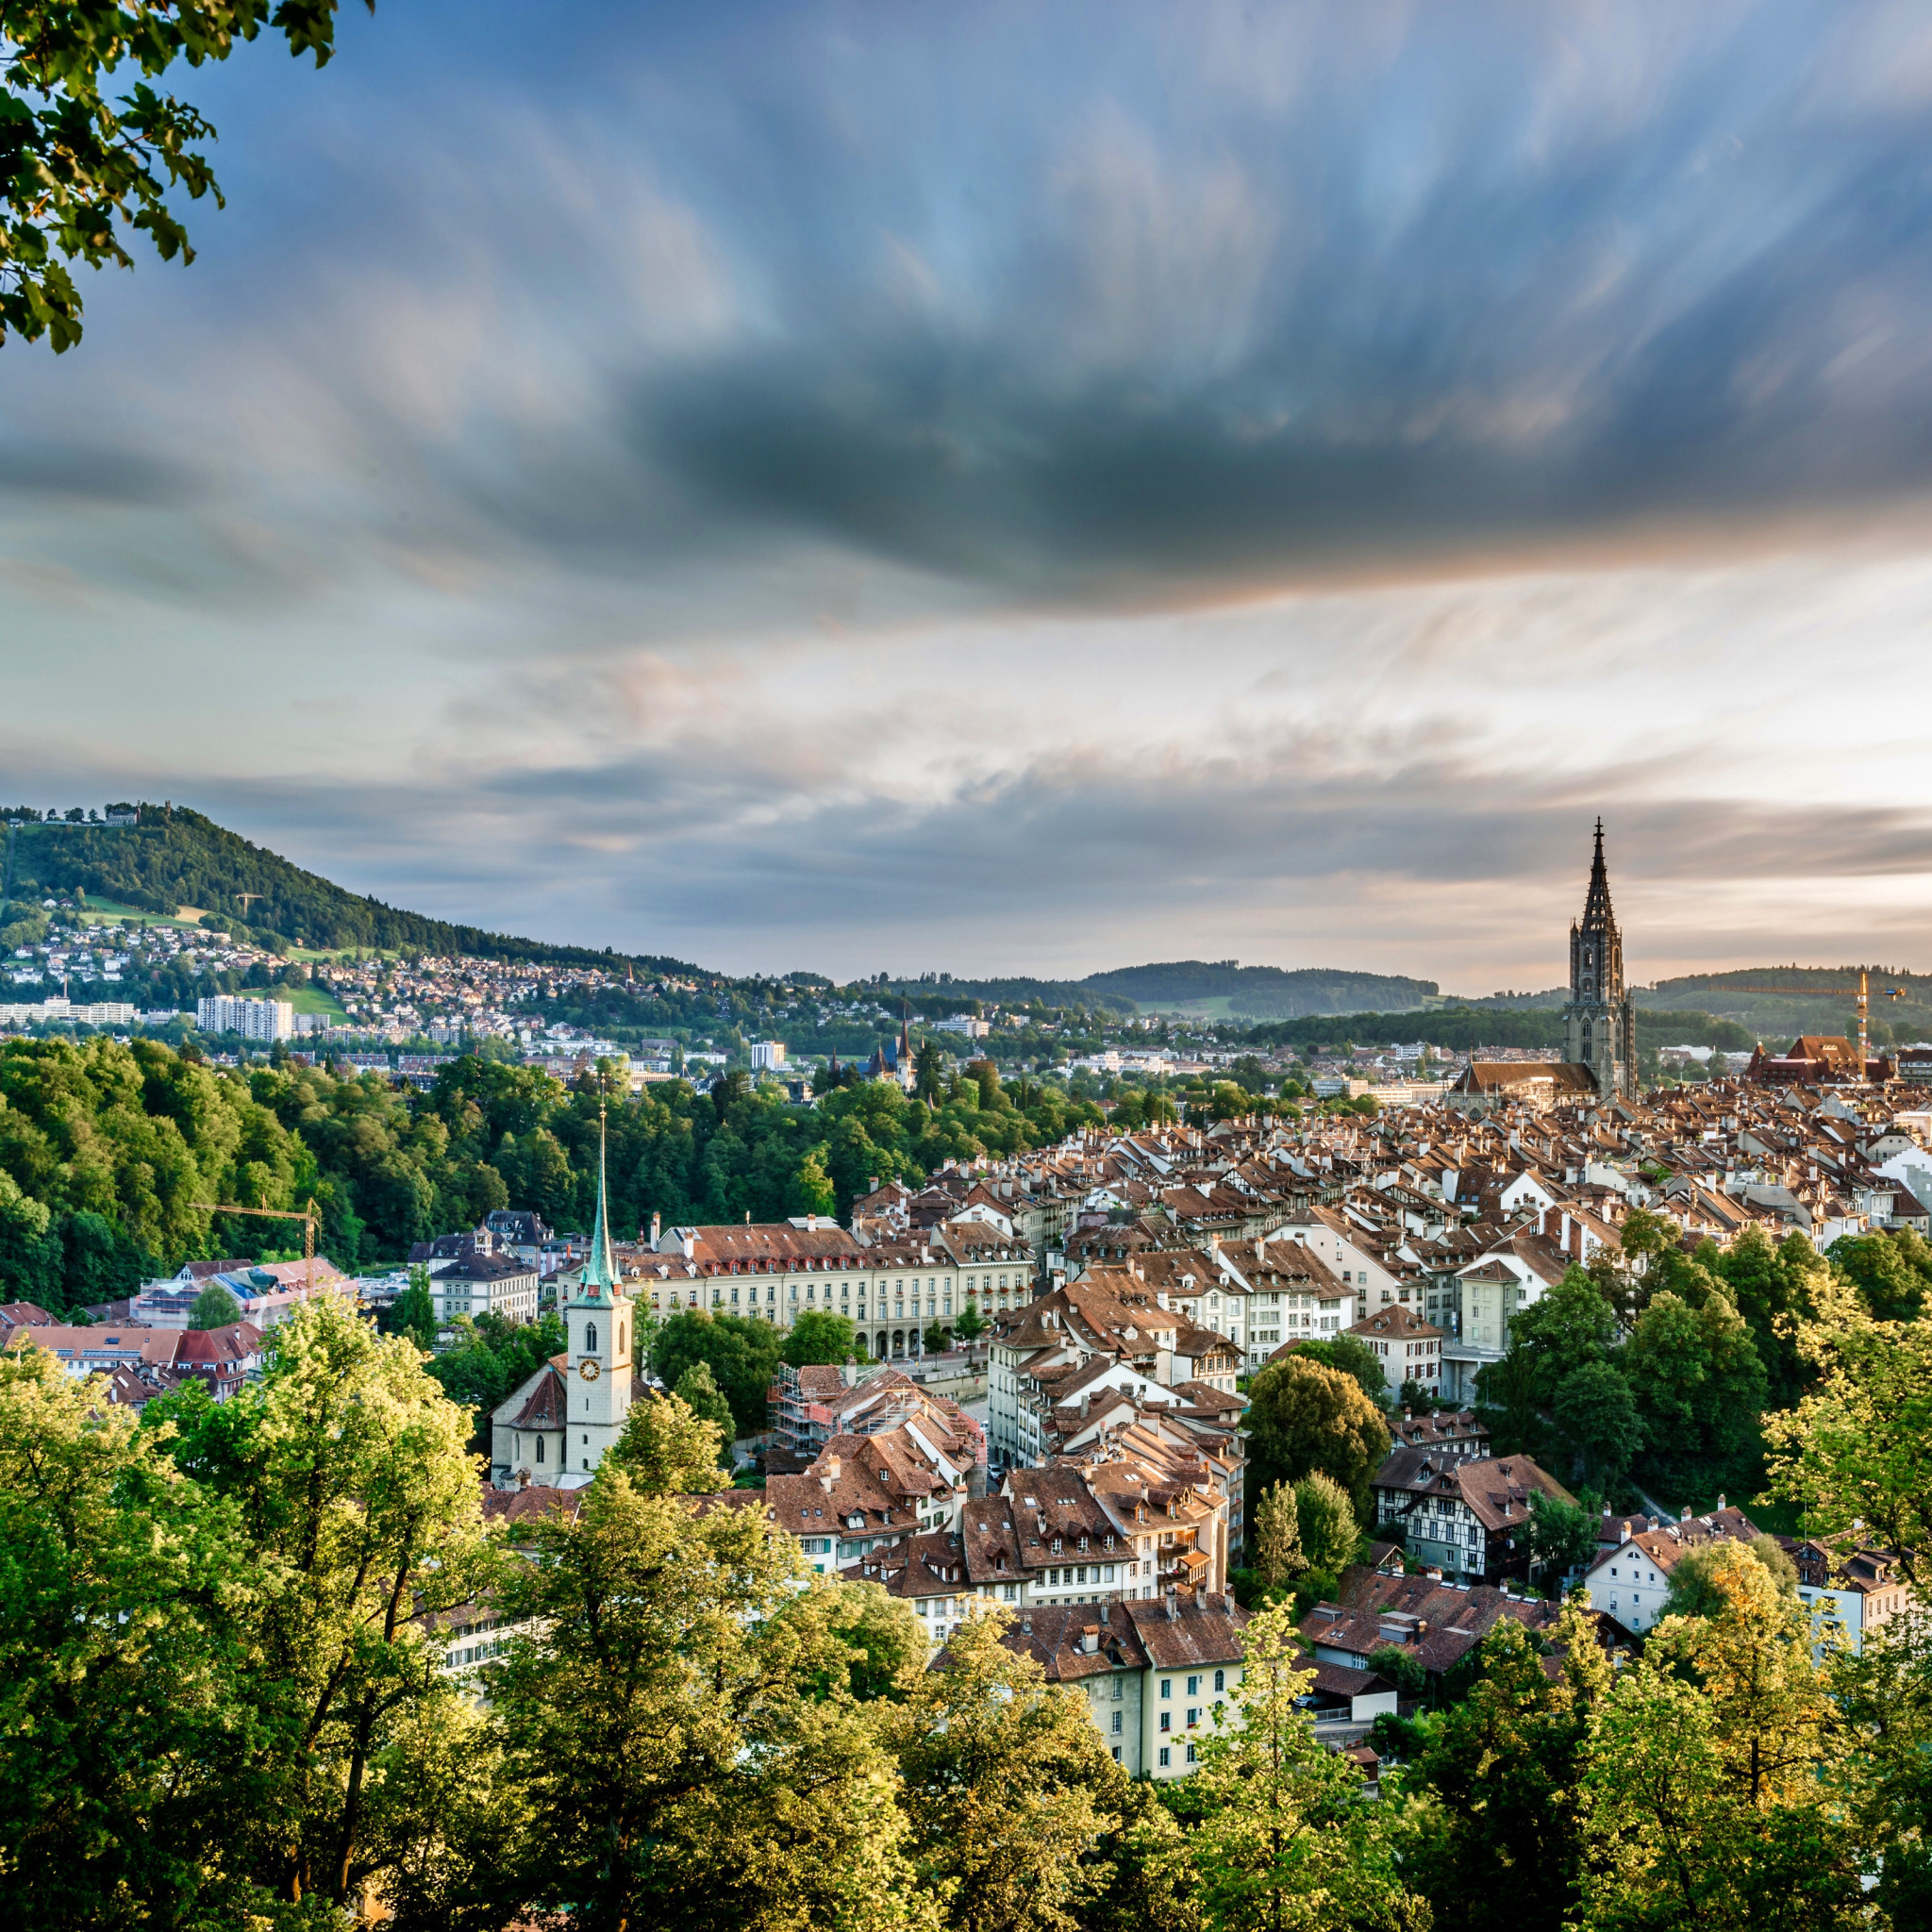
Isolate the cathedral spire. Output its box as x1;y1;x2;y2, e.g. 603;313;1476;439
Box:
1580;816;1615;932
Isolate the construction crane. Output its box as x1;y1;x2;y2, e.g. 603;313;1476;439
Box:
187;1199;320;1297
1701;969;1906;1073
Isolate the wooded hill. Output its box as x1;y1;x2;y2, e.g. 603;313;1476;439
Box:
3;807;700;971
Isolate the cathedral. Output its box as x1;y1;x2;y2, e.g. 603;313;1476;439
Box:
1446;820;1638;1111
1562;819;1638;1099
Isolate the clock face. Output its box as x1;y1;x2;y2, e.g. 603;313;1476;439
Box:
579;1358;601;1382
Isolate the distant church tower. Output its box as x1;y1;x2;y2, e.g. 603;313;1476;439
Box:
1564;820;1638;1099
564;1107;634;1477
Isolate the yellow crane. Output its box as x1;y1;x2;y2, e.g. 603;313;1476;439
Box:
187;1198;320;1297
1710;969;1906;1073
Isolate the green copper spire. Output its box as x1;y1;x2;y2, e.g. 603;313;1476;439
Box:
579;1103;619;1299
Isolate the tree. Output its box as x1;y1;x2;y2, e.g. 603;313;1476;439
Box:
1252;1482;1306;1590
1623;1289;1766;1503
673;1360;737;1449
913;1039;946;1104
608;1391;725;1494
824;1581;926;1703
1245;1357;1391;1519
143;1294;490;1915
1826;1227;1932;1323
1575;1541;1861;1930
0;1344;259;1928
880;1605;1126;1932
1661;1537;1796;1621
954;1300;989;1341
387;1263;438;1349
1405;1605;1609;1932
1764;1272;1932;1585
1711;1226;1826;1407
491;1469;923;1932
1286;1334;1386;1404
187;1280;241;1329
1;0;368;350
651;1308;782;1438
782;1308;860;1368
923;1320;950;1354
1364;1643;1425;1698
1293;1473;1361;1579
1524;1490;1598;1588
1185;1599;1417;1931
1827;1606;1932;1923
1549;1360;1642;1493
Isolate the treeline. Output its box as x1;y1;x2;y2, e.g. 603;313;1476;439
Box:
3;1286;1926;1930
0;1039;1106;1312
1245;1005;1757;1055
12;808;700;969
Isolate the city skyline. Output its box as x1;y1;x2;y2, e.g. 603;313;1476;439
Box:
7;3;1932;983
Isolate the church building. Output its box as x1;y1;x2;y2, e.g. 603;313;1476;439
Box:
491;1109;648;1486
1447;821;1640;1112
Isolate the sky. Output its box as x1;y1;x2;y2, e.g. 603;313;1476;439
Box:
7;0;1932;991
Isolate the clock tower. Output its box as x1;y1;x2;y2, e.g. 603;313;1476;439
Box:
565;1106;634;1478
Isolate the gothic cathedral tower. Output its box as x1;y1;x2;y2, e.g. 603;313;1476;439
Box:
564;1106;634;1479
1563;820;1638;1099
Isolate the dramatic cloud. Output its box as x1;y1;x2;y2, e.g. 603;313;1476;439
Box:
5;0;1932;982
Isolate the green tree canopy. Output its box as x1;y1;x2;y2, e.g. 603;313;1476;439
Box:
1245;1357;1391;1518
781;1308;861;1368
1285;1332;1387;1405
186;1280;241;1329
1;0;368;351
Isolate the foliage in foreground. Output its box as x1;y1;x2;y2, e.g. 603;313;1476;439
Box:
0;1291;1925;1930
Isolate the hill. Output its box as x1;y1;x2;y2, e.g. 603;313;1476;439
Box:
1079;959;1440;1018
1;806;702;971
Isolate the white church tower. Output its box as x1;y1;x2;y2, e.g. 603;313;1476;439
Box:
563;1107;634;1479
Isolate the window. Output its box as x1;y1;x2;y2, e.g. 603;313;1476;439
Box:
1158;1711;1171;1733
1214;1669;1225;1693
1186;1707;1199;1727
1160;1678;1173;1699
1112;1677;1123;1701
1186;1743;1197;1765
1187;1674;1200;1696
585;1322;597;1354
535;1437;544;1463
1111;1745;1122;1763
1110;1710;1123;1735
1158;1746;1170;1768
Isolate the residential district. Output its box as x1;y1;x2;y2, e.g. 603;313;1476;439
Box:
4;825;1924;1789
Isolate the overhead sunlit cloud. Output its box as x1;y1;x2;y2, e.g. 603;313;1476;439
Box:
5;0;1932;984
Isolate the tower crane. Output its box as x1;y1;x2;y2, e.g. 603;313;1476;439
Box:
186;1199;320;1297
1702;969;1906;1074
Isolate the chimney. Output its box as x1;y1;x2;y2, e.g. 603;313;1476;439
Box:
1680;1504;1691;1523
1717;1493;1726;1512
820;1453;842;1491
1099;1604;1110;1625
650;1212;661;1246
841;1356;858;1389
1618;1520;1631;1544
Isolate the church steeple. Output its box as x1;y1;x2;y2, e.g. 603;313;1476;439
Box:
576;1102;619;1302
1564;819;1637;1098
564;1102;632;1480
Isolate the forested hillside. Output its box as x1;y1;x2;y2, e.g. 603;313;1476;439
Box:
3;807;696;969
1081;959;1441;1016
0;1038;1106;1312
